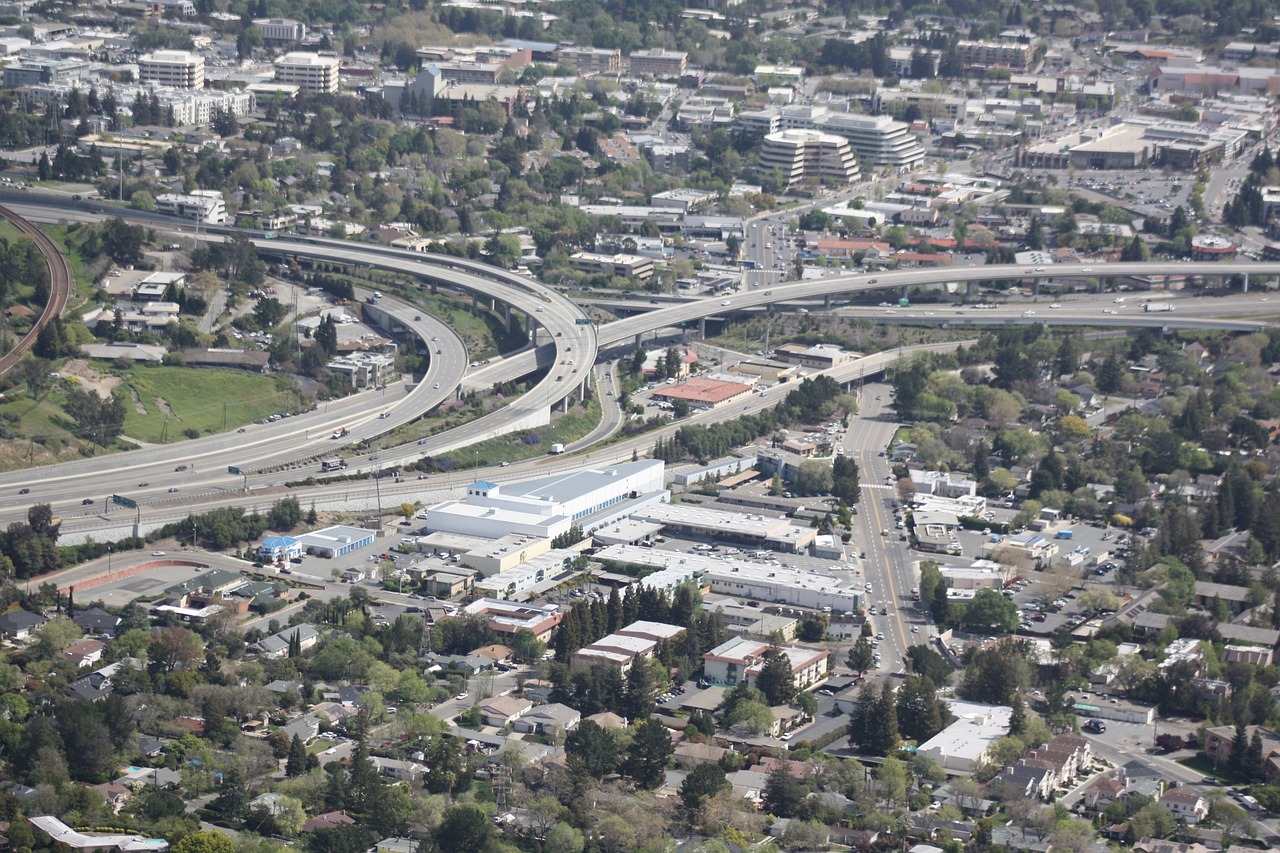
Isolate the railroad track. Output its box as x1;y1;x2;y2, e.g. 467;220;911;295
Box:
0;204;73;378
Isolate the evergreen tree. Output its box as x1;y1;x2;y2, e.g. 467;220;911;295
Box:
762;760;805;817
624;718;673;789
285;734;307;777
755;646;796;706
1009;693;1028;737
620;659;655;721
1247;729;1265;782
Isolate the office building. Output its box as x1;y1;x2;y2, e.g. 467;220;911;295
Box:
814;113;927;170
154;190;226;224
253;18;306;44
555;46;621;74
274;52;341;94
628;49;688;77
569;251;654;280
138;50;204;89
758;129;860;187
462;598;563;643
2;58;88;87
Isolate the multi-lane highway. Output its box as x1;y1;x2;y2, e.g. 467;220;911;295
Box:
5;190;1280;534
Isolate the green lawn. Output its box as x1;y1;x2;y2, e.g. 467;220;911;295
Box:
40;224;100;308
437;393;603;468
113;367;301;442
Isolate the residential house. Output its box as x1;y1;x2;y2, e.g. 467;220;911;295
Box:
997;763;1055;800
281;715;321;743
478;696;533;727
1133;839;1212;853
302;812;355;833
0;609;47;641
254;623;320;658
73;607;121;638
60;639;106;669
95;781;133;813
513;703;581;738
1159;788;1209;825
585;711;628;729
371;756;427;783
674;741;728;768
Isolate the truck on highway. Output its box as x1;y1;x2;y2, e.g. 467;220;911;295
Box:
549;443;566;454
332;427;348;439
1144;302;1174;312
320;456;347;472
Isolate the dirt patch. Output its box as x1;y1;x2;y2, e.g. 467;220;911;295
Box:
59;359;121;401
153;397;173;417
129;388;146;415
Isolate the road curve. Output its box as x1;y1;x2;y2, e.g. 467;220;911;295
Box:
0;205;73;378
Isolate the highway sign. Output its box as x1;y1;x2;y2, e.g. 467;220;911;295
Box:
111;494;137;509
228;466;241;475
575;318;593;325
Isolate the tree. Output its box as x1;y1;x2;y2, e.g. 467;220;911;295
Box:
565;719;619;779
680;763;729;811
794;460;833;496
846;635;874;676
544;822;585;853
875;755;908;805
173;832;235;853
436;804;491;852
762;760;805;817
624;718;673;789
755;647;796;706
960;589;1019;632
285;734;307;777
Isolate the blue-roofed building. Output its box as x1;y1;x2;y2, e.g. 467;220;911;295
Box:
425;460;668;541
257;535;302;561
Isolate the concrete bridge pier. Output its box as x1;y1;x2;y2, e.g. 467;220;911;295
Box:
824;294;832;309
1243;273;1250;293
471;293;478;312
967;280;976;298
430;282;438;295
1032;279;1040;297
635;333;643;350
503;303;512;333
699;317;707;337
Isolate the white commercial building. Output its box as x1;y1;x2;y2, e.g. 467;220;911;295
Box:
424;460;668;541
154;189;226;224
597;544;863;612
138;50;204;89
916;700;1013;772
474;549;576;600
274;52;341;94
759;129;860;187
627;503;818;552
909;470;978;498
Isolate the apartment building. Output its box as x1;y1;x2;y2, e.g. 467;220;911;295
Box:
137;50;204;89
957;40;1035;72
273;52;341;95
